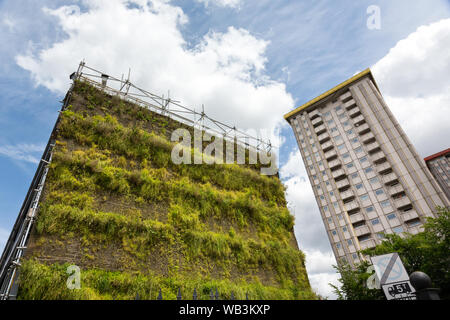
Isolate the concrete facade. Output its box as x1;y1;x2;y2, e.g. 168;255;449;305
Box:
284;70;449;266
424;149;450;201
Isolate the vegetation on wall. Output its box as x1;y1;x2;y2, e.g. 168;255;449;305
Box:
18;80;315;300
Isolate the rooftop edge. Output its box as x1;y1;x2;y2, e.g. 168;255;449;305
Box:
283;68;373;121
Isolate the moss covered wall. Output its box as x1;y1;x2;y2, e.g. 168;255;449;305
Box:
18;81;315;300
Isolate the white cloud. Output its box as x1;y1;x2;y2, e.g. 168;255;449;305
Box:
372;18;450;157
304;249;340;299
15;0;293;143
196;0;241;9
0;143;44;164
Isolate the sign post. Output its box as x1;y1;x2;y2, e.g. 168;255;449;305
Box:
370;253;416;300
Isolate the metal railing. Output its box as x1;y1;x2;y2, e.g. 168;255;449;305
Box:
73;61;274;153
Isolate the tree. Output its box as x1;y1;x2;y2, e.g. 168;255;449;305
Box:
330;207;450;300
329;260;384;300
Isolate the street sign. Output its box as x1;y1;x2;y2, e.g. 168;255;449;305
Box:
370;253;409;285
382;281;416;300
371;253;416;300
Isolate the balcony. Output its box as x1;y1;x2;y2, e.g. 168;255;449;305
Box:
402;209;419;222
354;225;371;237
321;141;333;151
328;158;341;170
370;151;386;164
325;149;337;160
345;200;360;213
356;123;370;135
376;161;391;174
408;225;424;235
315;124;326;135
332;168;346;179
359;239;377;250
336;178;350;190
340;91;352;102
348;106;361;118
382;172;398;185
366;141;380;154
388;183;405;197
308;109;320;119
340;189;355;201
318;132;330;143
361;131;375;144
351;114;365;126
394;196;412;209
311;116;323;127
344;98;357;110
349;212;364;224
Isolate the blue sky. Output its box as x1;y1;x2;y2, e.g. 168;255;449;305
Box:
1;0;449;298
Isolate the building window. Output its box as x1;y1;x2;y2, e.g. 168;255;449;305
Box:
369;177;379;184
375;188;384;196
387;213;397;220
352;138;359;144
392;226;404;234
343;121;349;127
377;233;385;239
336;106;342;111
346;163;354;169
328;120;335;126
364;167;373;174
371;218;380;225
317;185;321;190
381;200;391;208
356;183;364;189
343;226;348;232
360;194;369;201
352;253;358;259
351;173;359;180
355;146;363;153
333;202;339;208
330;127;338;133
408;220;421;227
334;135;343;142
365;206;374;213
360;156;368;163
336;242;341;249
332;230;337;236
343;153;350;159
330;191;334;196
337;144;346;150
338;214;343;220
320;195;325;200
323;205;328;211
347;239;353;246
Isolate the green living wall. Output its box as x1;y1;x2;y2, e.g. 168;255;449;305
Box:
18;80;315;300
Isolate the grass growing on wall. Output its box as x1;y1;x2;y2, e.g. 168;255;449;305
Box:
18;80;315;300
